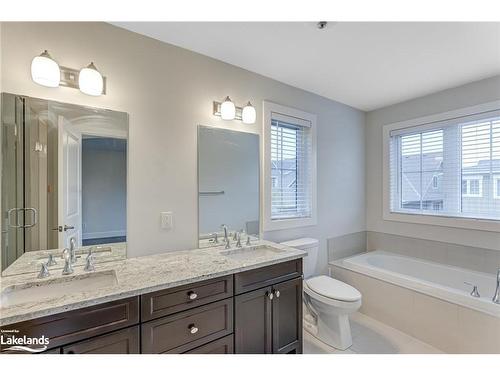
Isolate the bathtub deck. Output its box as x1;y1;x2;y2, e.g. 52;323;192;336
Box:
303;312;443;354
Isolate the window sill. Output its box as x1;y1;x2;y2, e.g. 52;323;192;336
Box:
383;210;500;232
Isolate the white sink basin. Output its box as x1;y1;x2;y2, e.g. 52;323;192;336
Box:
0;270;118;308
220;245;287;260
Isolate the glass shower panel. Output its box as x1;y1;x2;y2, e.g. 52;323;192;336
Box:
1;94;25;270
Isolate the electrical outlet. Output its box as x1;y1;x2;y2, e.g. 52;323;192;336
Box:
161;212;173;231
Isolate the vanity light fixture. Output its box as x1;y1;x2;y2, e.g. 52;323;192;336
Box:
213;97;256;124
220;96;236;120
242;102;256;124
30;51;106;95
31;50;61;88
79;62;104;96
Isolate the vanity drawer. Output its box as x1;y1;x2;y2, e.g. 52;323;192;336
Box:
2;297;139;350
62;326;140;354
141;298;233;354
234;259;302;294
141;275;233;321
184;334;234;354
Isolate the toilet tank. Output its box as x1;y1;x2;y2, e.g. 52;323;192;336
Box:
280;238;319;279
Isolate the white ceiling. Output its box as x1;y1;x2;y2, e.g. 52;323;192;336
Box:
112;22;500;111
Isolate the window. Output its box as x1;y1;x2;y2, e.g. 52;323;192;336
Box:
494;175;500;199
462;177;483;197
263;102;316;231
386;106;500;226
432;175;439;189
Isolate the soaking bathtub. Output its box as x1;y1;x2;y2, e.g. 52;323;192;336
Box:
331;250;500;318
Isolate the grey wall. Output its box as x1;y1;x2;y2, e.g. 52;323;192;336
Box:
81;138;126;239
366;76;500;251
0;22;366;273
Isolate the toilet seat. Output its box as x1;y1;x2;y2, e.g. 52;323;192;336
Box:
304;276;361;305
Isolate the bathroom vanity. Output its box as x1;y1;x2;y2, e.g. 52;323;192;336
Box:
0;243;305;354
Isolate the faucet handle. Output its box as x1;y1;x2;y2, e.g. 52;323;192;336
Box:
47;253;57;266
464;282;480;298
84;254;95;272
38;262;50;279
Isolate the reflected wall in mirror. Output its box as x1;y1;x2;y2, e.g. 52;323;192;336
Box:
1;93;128;276
198;125;260;247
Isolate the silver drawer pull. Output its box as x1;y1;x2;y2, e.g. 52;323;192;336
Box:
188;324;198;334
188;291;198;300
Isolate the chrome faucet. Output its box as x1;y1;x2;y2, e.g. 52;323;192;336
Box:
62;248;74;275
493;269;500;304
69;237;77;264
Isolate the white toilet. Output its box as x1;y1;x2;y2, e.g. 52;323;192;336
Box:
281;238;362;350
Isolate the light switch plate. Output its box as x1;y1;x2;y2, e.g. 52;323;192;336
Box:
160;212;173;230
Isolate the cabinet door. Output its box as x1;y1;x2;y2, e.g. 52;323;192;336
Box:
272;277;303;354
62;326;139;354
234;286;272;354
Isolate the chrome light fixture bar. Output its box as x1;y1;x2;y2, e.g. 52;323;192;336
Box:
213;98;256;124
59;65;107;95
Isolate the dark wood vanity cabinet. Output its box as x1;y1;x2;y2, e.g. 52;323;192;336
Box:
234;265;303;354
1;259;302;355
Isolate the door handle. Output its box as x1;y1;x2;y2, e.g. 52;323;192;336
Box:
64;225;75;232
7;208;22;228
23;208;38;228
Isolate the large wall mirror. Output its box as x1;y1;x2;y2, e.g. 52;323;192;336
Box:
198;125;260;247
1;93;128;276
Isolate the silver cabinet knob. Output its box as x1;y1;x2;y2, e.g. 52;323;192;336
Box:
188;324;198;334
188;291;198;300
267;291;274;300
275;290;280;298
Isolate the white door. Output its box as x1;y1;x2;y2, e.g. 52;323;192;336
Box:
58;116;82;248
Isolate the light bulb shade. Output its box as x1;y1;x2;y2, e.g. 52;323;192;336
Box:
31;50;60;88
242;102;256;124
220;96;236;120
79;62;104;96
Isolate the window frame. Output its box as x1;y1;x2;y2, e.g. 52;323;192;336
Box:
262;101;317;231
382;100;500;232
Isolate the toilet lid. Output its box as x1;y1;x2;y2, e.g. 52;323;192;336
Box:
305;275;361;302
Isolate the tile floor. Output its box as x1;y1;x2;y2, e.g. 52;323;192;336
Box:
303;312;443;354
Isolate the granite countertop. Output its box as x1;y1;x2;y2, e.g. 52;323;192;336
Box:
0;240;306;326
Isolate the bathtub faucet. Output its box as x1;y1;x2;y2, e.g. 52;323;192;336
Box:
493;269;500;304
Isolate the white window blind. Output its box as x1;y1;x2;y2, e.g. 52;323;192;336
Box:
271;116;312;220
389;110;500;221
